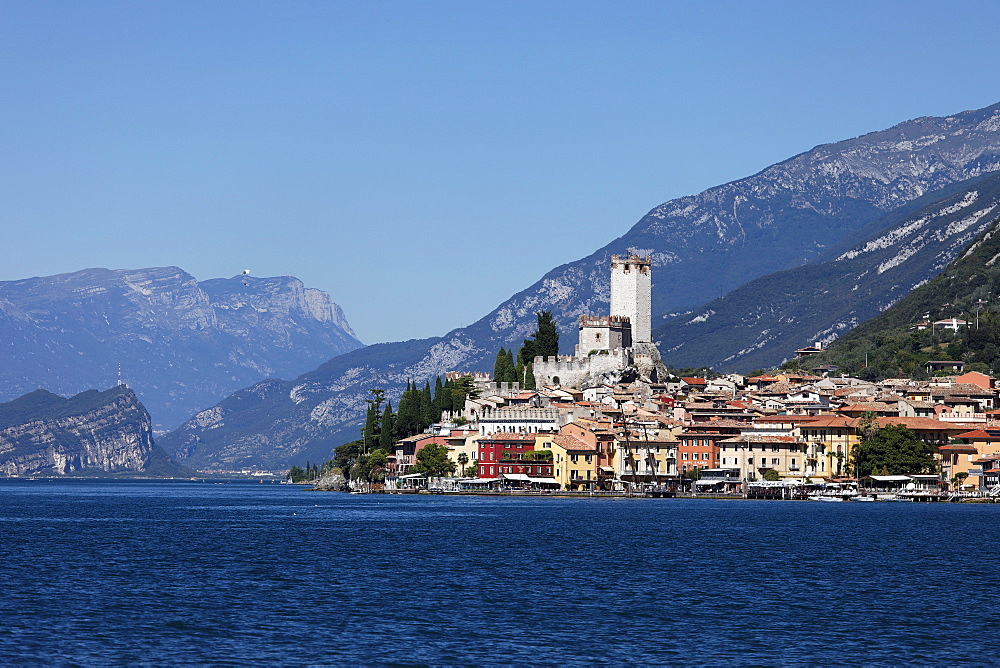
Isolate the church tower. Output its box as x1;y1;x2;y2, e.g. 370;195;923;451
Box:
610;254;651;344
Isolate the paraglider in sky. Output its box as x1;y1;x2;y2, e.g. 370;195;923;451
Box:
242;269;251;286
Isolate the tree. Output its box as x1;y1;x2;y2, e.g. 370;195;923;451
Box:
287;465;306;483
334;440;364;479
763;469;781;482
457;452;469;476
396;381;420;437
379;401;395;451
411;443;457;477
362;388;385;452
523;361;536;390
522;311;559;363
420;380;437;426
851;423;938;477
494;348;508;382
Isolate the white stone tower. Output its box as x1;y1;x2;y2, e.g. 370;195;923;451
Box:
610;254;651;344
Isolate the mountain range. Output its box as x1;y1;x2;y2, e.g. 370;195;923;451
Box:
160;101;1000;469
0;267;362;431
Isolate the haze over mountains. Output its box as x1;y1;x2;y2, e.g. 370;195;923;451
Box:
160;102;1000;469
0;267;362;430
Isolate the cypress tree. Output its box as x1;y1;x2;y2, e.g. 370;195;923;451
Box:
533;311;559;357
396;381;418;437
521;311;559;365
362;403;379;452
379;401;395;451
419;381;435;428
493;348;507;382
502;348;518;383
524;361;536;390
514;358;524;387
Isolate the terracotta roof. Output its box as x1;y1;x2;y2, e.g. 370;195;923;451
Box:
549;435;597;452
681;377;708;385
954;429;1000;440
940;445;979;454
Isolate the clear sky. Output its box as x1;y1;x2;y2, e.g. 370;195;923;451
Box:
2;0;999;344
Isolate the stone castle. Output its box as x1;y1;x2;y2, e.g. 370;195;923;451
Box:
533;254;666;388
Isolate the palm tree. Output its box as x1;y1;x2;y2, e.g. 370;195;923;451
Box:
457;452;469;476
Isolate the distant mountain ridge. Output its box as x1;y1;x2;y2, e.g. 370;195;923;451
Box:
0;385;184;476
653;172;1000;371
162;102;1000;468
0;267;362;430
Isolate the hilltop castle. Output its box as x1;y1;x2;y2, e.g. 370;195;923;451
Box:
533;254;666;388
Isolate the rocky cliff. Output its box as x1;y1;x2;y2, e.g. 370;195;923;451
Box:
0;267;362;430
161;101;1000;468
0;385;183;476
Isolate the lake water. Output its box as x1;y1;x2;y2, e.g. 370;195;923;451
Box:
1;479;996;665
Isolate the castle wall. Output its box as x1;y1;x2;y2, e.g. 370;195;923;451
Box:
533;349;631;389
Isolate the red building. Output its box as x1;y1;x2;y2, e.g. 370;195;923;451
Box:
476;432;553;479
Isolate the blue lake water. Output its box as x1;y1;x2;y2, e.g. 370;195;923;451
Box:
1;478;997;665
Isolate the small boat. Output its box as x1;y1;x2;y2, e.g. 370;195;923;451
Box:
851;495;876;502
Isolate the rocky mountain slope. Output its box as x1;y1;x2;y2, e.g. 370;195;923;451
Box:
162;102;1000;469
0;385;184;476
653;172;1000;372
801;213;1000;379
0;267;362;430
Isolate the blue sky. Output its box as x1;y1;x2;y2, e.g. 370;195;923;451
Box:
2;0;999;343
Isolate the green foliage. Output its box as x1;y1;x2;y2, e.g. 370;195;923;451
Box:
457;452;469;475
807;216;1000;379
465;462;479;477
523;362;536;390
411;443;457;477
763;469;781;481
287;465;307;483
379;401;395;451
333;439;364;477
521;311;559;364
851;423;938;477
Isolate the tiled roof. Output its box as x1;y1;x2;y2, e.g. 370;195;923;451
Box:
549;435;596;452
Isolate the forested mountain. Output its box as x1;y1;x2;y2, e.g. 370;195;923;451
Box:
793;215;1000;379
653;172;1000;372
0;267;362;430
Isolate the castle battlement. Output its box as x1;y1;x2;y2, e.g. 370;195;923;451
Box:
579;315;630;327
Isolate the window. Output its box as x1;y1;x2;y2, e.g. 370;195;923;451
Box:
771;458;779;466
683;452;689;460
748;458;754;465
703;453;710;460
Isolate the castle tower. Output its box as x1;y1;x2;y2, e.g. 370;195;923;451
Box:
610;254;651;344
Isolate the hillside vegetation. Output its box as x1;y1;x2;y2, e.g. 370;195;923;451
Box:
788;215;1000;379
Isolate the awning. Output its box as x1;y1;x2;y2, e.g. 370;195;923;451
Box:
527;477;560;485
599;466;615;473
868;475;912;482
500;473;530;481
461;478;496;485
398;473;427;479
